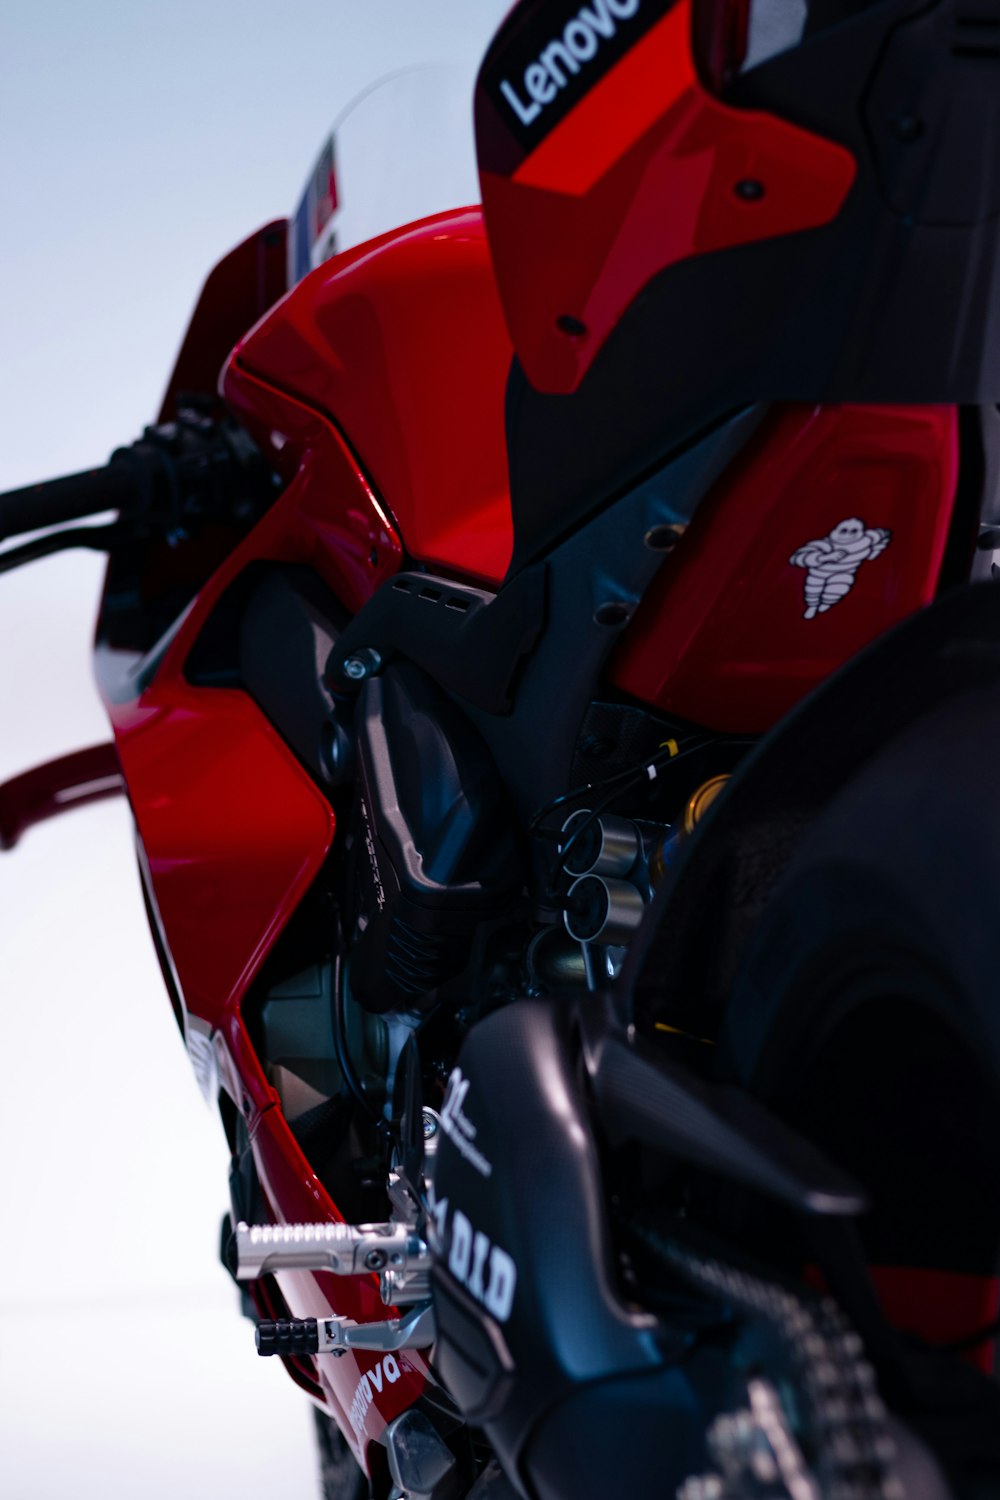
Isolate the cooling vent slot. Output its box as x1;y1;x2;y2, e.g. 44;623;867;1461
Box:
391;576;472;612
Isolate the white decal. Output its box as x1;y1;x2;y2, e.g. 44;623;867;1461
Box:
184;1014;219;1103
449;1208;473;1282
440;1068;493;1179
500;0;643;128
447;1209;518;1323
358;797;386;910
348;1354;402;1440
428;1175;518;1322
790;518;891;619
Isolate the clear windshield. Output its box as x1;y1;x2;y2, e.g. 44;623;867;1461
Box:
289;66;482;285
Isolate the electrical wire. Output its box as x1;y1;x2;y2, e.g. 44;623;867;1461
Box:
527;741;688;836
331;950;393;1141
545;736;710;896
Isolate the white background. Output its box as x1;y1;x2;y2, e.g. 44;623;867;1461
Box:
0;4;508;1495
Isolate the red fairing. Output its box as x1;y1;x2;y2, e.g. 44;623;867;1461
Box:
476;0;856;394
807;1264;1000;1376
868;1268;1000;1377
233;207;515;585
99;215;535;1460
109;685;335;1036
609;405;960;733
98;211;516;1454
101;361;406;1037
158;220;288;422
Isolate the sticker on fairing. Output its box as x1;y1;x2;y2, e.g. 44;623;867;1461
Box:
439;1067;493;1178
789;519;891;619
289;135;340;284
429;1184;518;1325
482;0;676;152
348;1354;402;1441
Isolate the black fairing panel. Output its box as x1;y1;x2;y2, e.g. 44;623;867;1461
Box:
184;562;350;786
519;1372;710;1500
431;1000;691;1494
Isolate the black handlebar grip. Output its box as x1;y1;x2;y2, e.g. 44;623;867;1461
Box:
0;454;144;543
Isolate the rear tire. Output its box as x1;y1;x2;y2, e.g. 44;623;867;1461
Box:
721;684;1000;1254
720;684;1000;1491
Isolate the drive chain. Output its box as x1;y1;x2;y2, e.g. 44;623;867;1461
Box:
637;1228;902;1500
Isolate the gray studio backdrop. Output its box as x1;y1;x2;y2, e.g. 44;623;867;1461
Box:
0;4;509;1496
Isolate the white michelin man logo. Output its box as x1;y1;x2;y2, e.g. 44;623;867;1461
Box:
790;518;891;619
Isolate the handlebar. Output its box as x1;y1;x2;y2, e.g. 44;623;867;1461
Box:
0;456;145;544
0;414;275;559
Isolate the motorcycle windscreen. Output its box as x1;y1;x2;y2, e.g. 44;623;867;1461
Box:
288;66;484;284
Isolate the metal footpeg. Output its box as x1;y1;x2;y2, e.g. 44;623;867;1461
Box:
236;1219;430;1281
255;1301;435;1357
235;1219;432;1305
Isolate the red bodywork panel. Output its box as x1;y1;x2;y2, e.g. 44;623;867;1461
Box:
114;206;516;1033
98;470;423;1467
869;1267;1000;1377
477;0;856;394
610;405;960;733
235;207;515;585
110;684;335;1032
94;208;517;1467
807;1265;999;1376
158;220;289;422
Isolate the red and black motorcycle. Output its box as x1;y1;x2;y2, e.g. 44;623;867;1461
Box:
4;2;1000;1497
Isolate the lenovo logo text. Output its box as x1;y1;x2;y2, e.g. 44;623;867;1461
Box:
348;1354;402;1440
500;0;642;129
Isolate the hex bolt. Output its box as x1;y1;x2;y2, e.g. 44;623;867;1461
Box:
342;646;382;681
365;1248;388;1271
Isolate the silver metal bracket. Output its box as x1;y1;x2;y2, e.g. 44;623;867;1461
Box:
317;1301;435;1354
